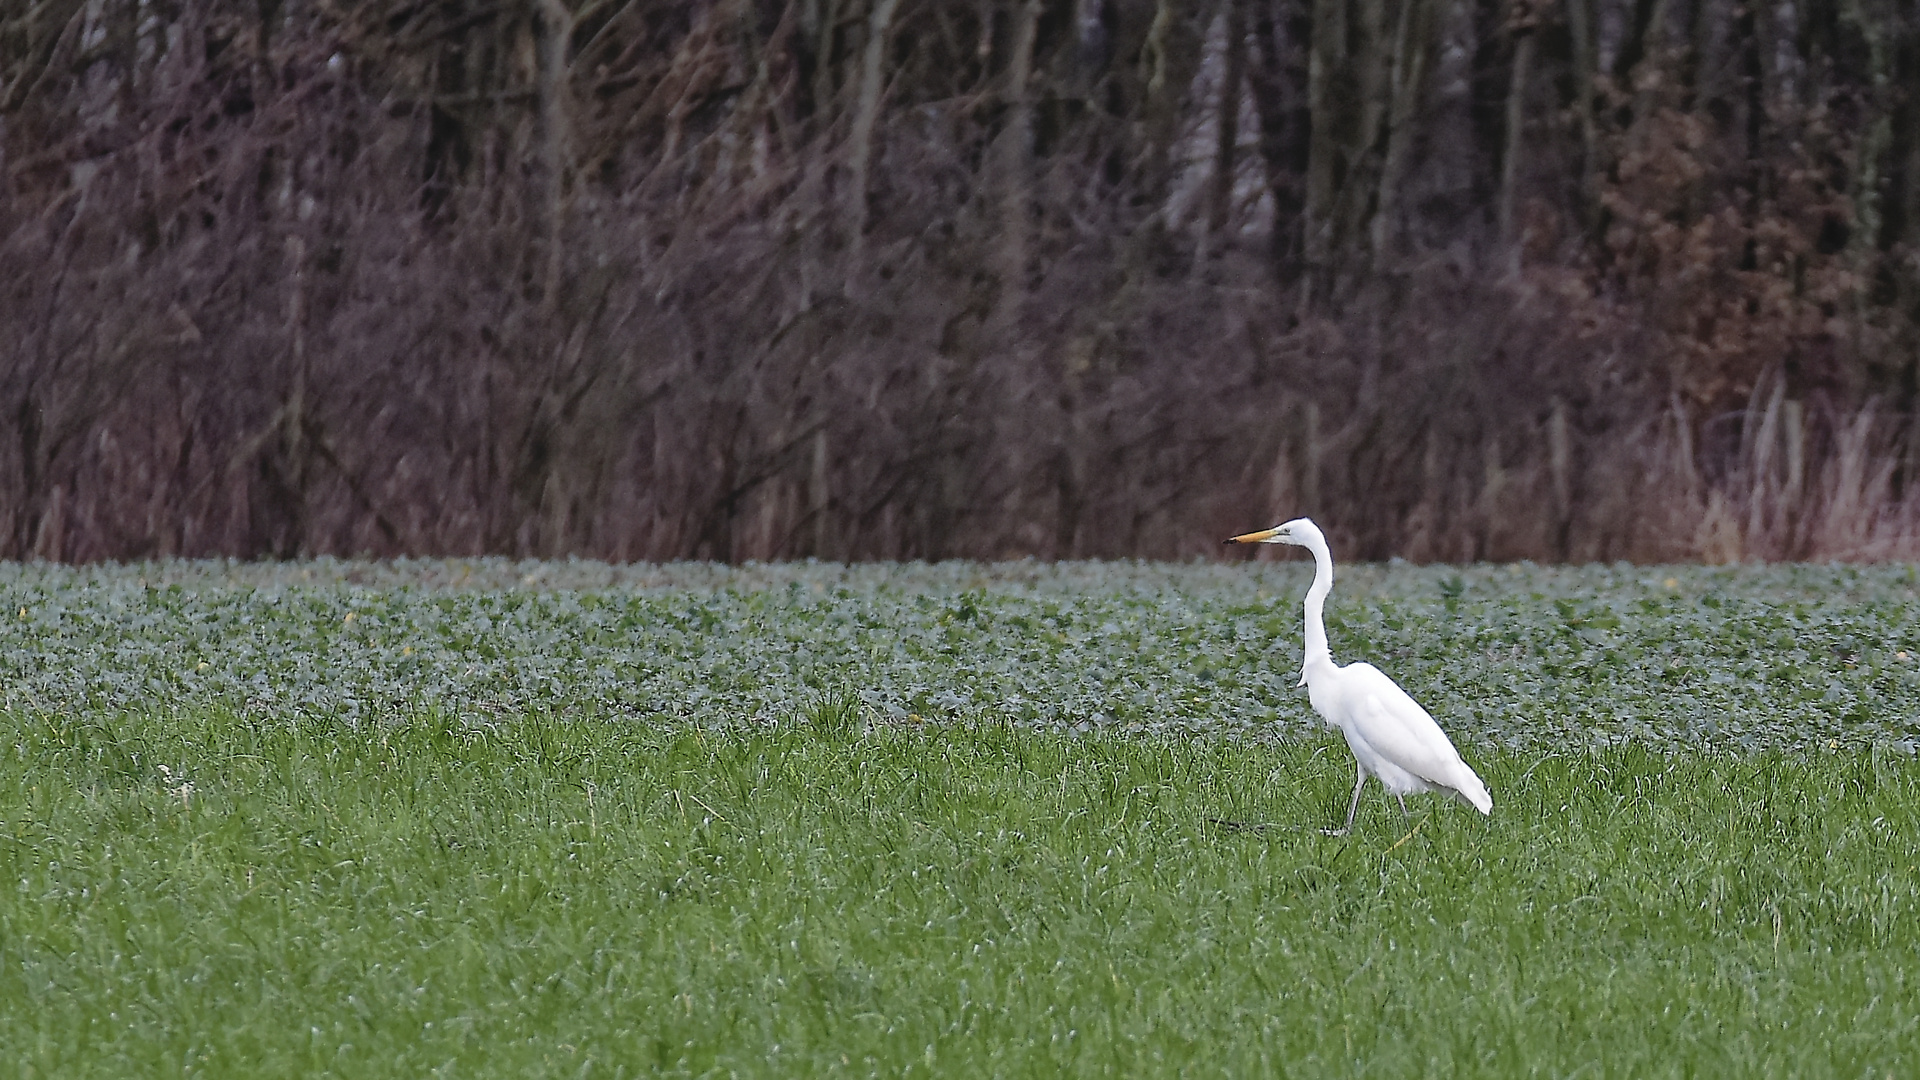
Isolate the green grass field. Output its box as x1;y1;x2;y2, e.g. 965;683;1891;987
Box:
3;559;1918;1076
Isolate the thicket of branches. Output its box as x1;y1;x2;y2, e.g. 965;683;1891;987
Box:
4;0;1918;563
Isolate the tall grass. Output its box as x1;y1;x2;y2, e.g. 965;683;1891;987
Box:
4;710;1915;1077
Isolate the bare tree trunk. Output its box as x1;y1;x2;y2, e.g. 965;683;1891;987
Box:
537;0;574;312
798;0;842;306
1303;399;1322;512
810;428;832;558
1549;394;1571;556
1563;0;1599;232
1301;0;1388;305
1615;0;1673;85
1207;0;1248;237
847;0;905;282
997;0;1042;307
1624;0;1673;137
1248;0;1314;278
1734;0;1766;169
1347;0;1389;261
279;224;312;555
29;482;64;560
1139;0;1206;181
1840;0;1892;257
1055;368;1087;559
1371;0;1433;261
1301;0;1346;307
1499;3;1537;271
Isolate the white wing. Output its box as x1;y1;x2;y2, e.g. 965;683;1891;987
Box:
1333;662;1491;813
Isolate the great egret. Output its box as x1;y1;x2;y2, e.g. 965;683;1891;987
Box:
1228;518;1492;834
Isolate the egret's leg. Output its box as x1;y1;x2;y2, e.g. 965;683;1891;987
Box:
1343;768;1368;831
1324;764;1367;836
1396;794;1410;820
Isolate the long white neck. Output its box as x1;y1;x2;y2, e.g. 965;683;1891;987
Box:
1300;534;1334;678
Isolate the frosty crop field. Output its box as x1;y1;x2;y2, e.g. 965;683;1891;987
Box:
3;558;1918;1077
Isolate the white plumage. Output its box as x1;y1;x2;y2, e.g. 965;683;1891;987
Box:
1229;517;1491;834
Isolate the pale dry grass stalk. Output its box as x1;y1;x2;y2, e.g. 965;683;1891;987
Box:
1640;397;1920;563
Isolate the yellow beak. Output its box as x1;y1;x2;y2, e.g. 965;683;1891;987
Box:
1225;527;1280;544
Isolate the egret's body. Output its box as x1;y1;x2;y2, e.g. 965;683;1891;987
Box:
1229;518;1491;834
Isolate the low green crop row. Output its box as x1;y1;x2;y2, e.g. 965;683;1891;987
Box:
1;559;1915;752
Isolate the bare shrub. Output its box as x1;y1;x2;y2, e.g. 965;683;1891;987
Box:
1;1;1917;564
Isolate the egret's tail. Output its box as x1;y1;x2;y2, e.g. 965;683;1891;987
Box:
1449;765;1493;815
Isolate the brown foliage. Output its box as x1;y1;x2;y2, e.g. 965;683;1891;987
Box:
2;0;1918;563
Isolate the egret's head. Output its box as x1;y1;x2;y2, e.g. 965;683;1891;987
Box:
1225;517;1322;547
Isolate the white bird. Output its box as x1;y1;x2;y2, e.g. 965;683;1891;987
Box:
1228;518;1492;834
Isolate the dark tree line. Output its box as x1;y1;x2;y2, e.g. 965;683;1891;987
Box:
3;0;1918;563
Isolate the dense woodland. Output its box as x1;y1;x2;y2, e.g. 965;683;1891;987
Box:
2;0;1918;563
